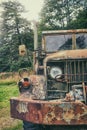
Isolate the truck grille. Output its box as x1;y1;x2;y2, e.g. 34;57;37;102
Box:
66;59;87;83
47;59;87;99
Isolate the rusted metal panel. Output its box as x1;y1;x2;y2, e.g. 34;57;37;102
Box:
29;75;47;99
44;49;87;76
44;49;87;63
42;29;87;52
10;98;87;125
33;52;39;74
20;75;47;100
72;34;76;49
42;29;87;35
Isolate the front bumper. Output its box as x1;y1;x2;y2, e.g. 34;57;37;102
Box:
10;97;87;125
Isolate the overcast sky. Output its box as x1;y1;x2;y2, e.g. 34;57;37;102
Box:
0;0;44;21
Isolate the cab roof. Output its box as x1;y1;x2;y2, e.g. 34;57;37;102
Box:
42;29;87;35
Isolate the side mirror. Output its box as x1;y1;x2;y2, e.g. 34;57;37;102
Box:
19;44;26;56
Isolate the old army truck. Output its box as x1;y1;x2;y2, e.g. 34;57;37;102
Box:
10;28;87;130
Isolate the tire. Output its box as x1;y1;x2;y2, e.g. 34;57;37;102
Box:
42;125;87;130
23;121;87;130
23;121;42;130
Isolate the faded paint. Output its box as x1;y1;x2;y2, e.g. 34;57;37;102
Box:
44;49;87;76
16;102;28;113
10;29;87;127
42;29;87;35
10;98;87;125
30;75;47;100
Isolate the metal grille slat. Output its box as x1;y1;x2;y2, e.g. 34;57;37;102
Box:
67;60;87;83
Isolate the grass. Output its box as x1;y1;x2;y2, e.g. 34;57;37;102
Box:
0;82;22;130
2;123;22;130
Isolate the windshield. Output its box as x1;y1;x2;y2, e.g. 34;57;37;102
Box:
45;33;87;52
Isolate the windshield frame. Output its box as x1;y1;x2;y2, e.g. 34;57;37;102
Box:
42;29;87;53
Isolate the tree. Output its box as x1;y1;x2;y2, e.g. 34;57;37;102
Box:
0;0;33;72
39;0;87;31
66;8;87;29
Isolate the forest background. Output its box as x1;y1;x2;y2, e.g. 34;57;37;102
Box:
0;0;87;73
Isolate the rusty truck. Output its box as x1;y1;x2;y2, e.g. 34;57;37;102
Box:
10;25;87;130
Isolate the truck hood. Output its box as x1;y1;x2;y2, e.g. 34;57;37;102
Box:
44;49;87;76
44;49;87;63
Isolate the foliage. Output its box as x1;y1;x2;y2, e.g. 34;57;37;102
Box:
0;0;34;72
0;83;22;130
39;0;87;31
0;84;18;109
67;8;87;29
0;0;87;72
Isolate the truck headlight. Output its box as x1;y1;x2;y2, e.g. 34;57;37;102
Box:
50;67;62;79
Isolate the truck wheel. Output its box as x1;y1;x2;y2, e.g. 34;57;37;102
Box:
47;125;87;130
23;121;42;130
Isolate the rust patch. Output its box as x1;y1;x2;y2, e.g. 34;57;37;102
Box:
10;98;87;125
29;75;46;100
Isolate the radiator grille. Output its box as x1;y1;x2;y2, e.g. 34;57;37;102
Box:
47;59;87;99
66;60;87;83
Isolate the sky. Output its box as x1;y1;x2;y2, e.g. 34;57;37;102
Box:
0;0;44;21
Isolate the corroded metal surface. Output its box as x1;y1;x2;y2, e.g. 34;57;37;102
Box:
29;75;46;99
44;49;87;76
42;29;87;53
42;29;87;35
20;75;46;100
10;98;87;125
44;49;87;63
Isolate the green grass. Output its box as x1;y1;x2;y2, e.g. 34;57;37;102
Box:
2;123;22;130
0;83;18;109
0;83;22;130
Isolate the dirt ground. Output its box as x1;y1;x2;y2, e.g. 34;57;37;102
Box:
0;116;22;130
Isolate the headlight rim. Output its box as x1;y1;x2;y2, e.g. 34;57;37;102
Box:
49;66;62;79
